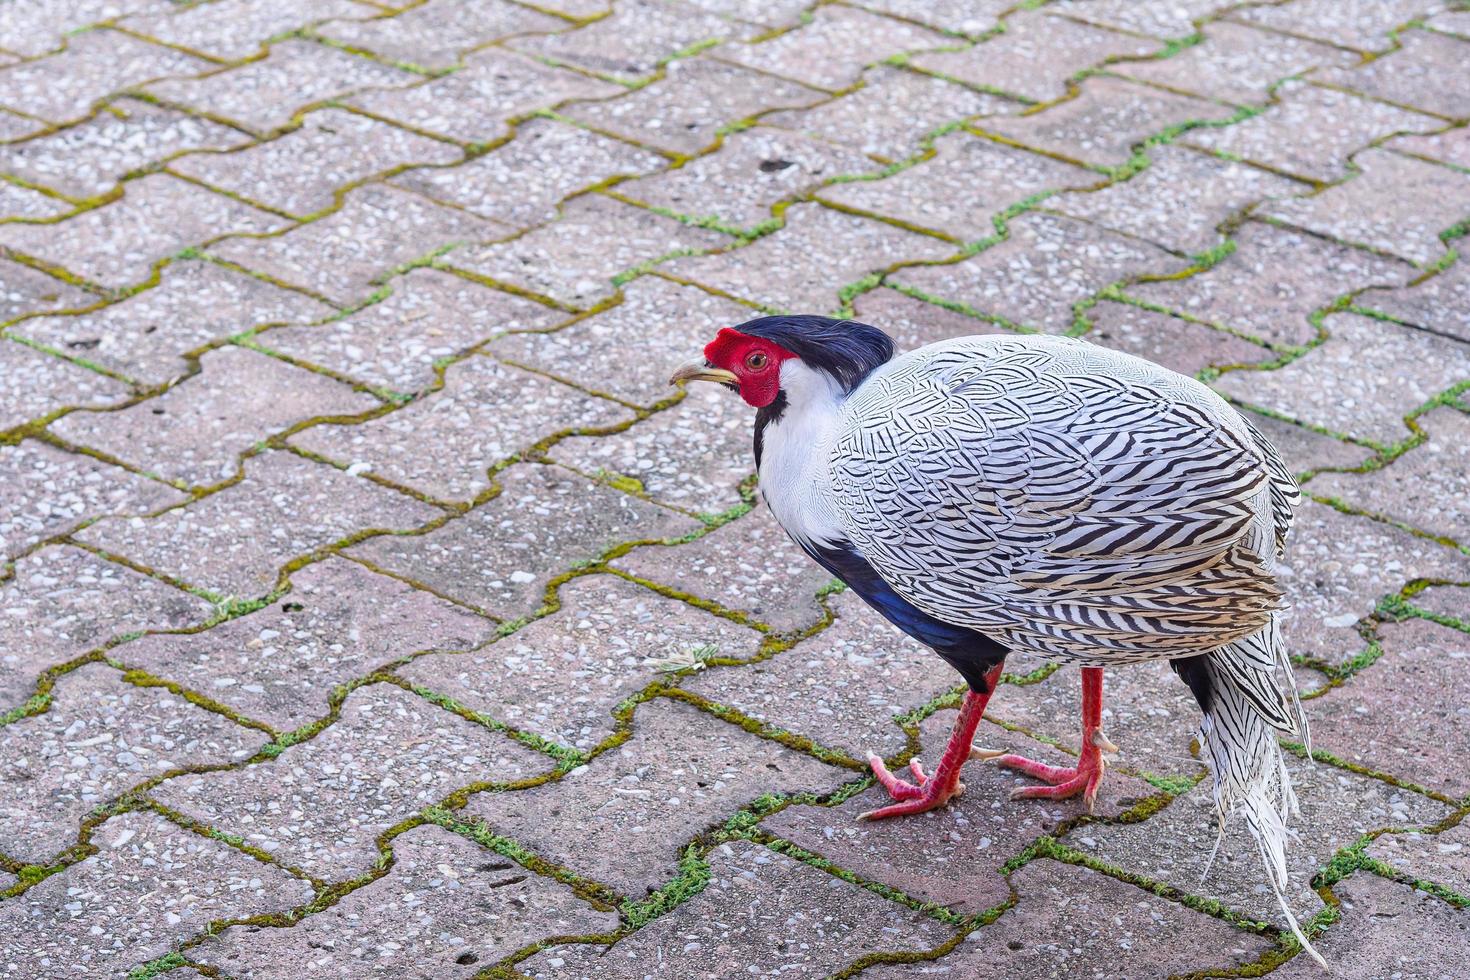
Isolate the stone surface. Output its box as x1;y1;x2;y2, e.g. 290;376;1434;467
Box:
0;0;157;59
0;339;129;431
349;464;699;618
850;287;998;351
124;0;374;62
1387;123;1470;170
151;683;554;879
1049;0;1237;38
315;0;563;71
511;0;748;84
1083;301;1273;377
1367;822;1470;897
400;573;763;750
722;5;948;92
1232;0;1441;52
0;180;69;221
119;557;497;732
0;259;95;324
465;699;848;896
1318;29;1470;119
75;450;440;600
1241;410;1374;476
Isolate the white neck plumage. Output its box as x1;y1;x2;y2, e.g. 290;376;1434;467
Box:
755;360;848;549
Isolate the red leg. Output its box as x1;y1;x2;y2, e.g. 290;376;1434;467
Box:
860;663;1005;821
994;666;1118;813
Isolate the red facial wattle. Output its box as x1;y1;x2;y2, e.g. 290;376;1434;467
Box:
702;328;797;408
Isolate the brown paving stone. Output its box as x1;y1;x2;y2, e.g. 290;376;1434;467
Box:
1115;20;1355;106
722;5;948;92
53;345;377;488
466;699;849;896
0;29;210;130
0;439;185;560
1126;221;1415;347
314;0;564;71
0;662;265;863
1184;80;1441;183
891;212;1181;333
765;709;1154;916
982;75;1237;168
74;450;440;599
124;0;375;62
1386;124;1470;170
912;12;1159;103
1049;0;1238;38
1357;248;1470;342
394;117;665;229
152;682;554;879
0;339;129;431
1239;410;1374;476
522;840;951;978
0;810;313;979
445;193;728;307
563;56;826;156
13;258;333;386
400;573;763;750
852;287;994;351
864;859;1270;979
1320;30;1470;119
1367;823;1470;896
1309;618;1470;798
611;503;835;633
765;65;1019;162
349;463;699;617
348;47;623;145
617;126;875;232
172;108;462;219
1273;873;1470;979
0;258;94;323
819;132;1098;242
0;179;68;220
257;267;564;395
0;173;288;289
293;354;633;502
1083;301;1273;377
210;183;503;306
0;543;212;712
191;824;620;978
144;39;420;137
1214;313;1470;446
1274;501;1470;663
664;201;956;313
491;276;750;408
0;0;157;58
1048;145;1305;254
1231;0;1438;53
119;556;497;732
548;382;753;514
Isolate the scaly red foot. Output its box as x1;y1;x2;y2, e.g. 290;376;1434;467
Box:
994;666;1118;813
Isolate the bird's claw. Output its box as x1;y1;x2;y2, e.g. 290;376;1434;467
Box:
969;746;1005;761
858;751;964;820
1091;729;1120;754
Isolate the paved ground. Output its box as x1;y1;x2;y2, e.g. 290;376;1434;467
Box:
1;0;1469;977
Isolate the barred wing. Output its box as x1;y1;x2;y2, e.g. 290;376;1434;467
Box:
831;336;1282;664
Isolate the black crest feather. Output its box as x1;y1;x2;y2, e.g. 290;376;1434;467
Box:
732;315;895;394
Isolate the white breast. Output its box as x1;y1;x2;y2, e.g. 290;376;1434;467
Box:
756;360;847;549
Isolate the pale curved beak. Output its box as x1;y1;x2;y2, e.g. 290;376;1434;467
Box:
669;357;738;387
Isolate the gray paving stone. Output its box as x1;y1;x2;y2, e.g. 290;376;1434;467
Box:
511;0;750;83
1367;822;1470;897
256;267;564;395
1430;10;1470;38
0;259;94;324
1408;585;1469;622
1325;29;1470;117
0;179;68;220
124;0;375;62
119;556;497;732
191;824;620;978
394;117;666;229
0;811;313;980
1083;301;1273;377
210;183;503;306
1231;0;1439;52
13;258;333;386
0;339;130;431
74;450;440;600
0;662;265;863
682;0;809;28
151;682;554;879
349;463;699;618
851;287;995;351
400;572;763;750
851;0;1009;38
521;840;952;979
314;0;564;71
0;0;157;58
1386;124;1470;169
1048;0;1239;38
465;698;849;896
820;132;1097;242
0;439;186;560
1242;411;1374;477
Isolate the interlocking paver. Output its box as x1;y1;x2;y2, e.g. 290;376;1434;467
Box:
256;267;564;395
1231;0;1440;53
0;339;129;430
1367;823;1470;896
123;0;376;63
13;258;332;386
1083;302;1273;376
0;544;213;712
210;183;502;306
665;201;956;312
1358;256;1470;341
172;108;462;219
314;0;564;71
722;5;948;92
0;662;265;862
911;12;1159;103
0;439;185;560
682;0;809;29
0;259;94;323
1410;585;1469;622
465;699;848;896
522;840;952;978
851;288;997;351
1387;124;1470;169
401;573;763;749
445;193;728;307
890;212;1182;333
0;173;288;289
191;824;620;978
1242;411;1375;476
151;682;554;879
1125;221;1416;347
348;463;699;618
511;0;750;83
75;450;440;599
0;811;313;979
1317;30;1470;119
0;179;68;220
819;132;1097;242
0;0;156;58
394;117;665;229
120;556;497;732
855;0;1009;38
1049;0;1239;38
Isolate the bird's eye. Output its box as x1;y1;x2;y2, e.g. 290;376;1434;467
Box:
745;351;768;370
